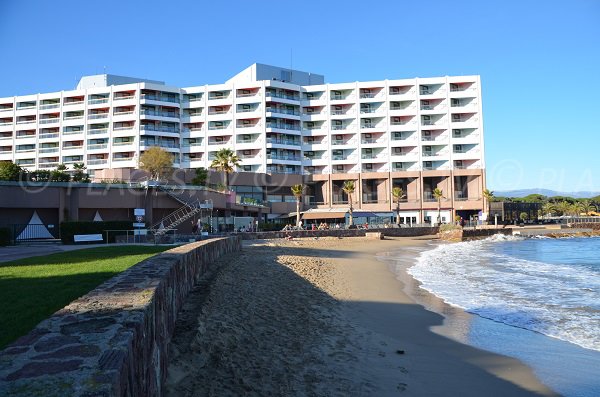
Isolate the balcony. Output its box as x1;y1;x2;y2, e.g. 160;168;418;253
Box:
87;143;108;150
88;159;108;165
39;103;60;110
331;139;357;146
16;119;36;125
266;123;300;131
266;137;300;146
88;98;109;105
114;95;135;101
88;128;108;135
140;93;179;103
39;118;60;124
63;145;83;150
113;157;135;162
63;100;84;106
265;91;300;101
88;113;109;120
266;107;300;116
39;147;59;154
140;109;179;118
361;138;387;145
141;125;180;134
38;162;59;169
266;153;301;161
38;133;59;140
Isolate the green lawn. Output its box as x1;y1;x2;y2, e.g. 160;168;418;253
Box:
0;245;170;349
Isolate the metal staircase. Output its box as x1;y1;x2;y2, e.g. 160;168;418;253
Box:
150;185;214;236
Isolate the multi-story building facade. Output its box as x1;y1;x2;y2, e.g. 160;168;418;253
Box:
0;64;485;224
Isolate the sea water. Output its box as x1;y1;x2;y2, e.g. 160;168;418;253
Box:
404;236;600;397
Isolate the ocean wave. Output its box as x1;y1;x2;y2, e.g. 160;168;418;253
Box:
406;236;600;351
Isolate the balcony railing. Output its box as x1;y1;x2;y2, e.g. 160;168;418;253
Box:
88;129;108;135
88;159;108;165
87;144;108;150
63;101;84;106
63;145;83;150
361;138;387;144
114;110;135;116
39;133;59;139
140;109;178;118
208;140;230;145
38;162;59;168
63;115;84;120
208;109;230;115
39;147;59;153
359;93;376;99
88;98;109;105
16;120;36;124
16;135;35;139
39;103;60;110
113;157;134;162
141;125;180;133
266;154;301;161
140;94;179;103
266;107;300;116
113;141;134;146
114;95;135;101
265;91;300;101
39;118;60;124
266;123;300;131
88;113;109;120
266;138;300;146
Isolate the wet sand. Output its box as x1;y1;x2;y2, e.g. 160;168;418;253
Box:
165;236;559;396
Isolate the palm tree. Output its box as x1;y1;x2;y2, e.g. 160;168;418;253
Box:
482;188;494;215
342;180;356;227
555;200;572;216
291;184;304;228
392;186;405;226
433;187;444;225
542;202;556;217
209;148;241;190
578;199;597;215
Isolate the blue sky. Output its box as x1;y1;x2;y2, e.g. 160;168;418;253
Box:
1;0;599;192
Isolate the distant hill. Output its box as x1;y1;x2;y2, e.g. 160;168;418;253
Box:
493;189;600;199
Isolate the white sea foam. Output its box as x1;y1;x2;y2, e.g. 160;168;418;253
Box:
406;235;600;351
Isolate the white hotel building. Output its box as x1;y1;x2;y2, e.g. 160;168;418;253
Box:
0;64;486;223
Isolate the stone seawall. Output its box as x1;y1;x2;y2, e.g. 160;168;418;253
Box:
462;228;513;240
239;226;438;240
0;237;241;397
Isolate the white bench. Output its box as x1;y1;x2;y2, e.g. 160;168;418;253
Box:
74;234;104;243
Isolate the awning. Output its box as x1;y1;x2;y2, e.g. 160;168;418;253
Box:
302;211;347;220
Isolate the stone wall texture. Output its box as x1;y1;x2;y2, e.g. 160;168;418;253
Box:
0;237;241;397
240;226;438;240
462;228;512;240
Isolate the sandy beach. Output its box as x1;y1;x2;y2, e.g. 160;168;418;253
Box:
165;236;559;396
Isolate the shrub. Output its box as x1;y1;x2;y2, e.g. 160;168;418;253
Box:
439;223;462;233
60;221;133;244
0;227;11;246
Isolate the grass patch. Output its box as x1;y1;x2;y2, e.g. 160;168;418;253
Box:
0;245;170;349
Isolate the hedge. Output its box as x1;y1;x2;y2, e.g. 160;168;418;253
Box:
0;227;11;246
60;221;134;244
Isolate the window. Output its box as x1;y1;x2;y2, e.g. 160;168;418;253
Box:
364;163;373;170
420;85;430;94
451;99;460;107
243;150;251;155
243;165;251;171
306;92;314;99
281;70;291;81
364;133;372;139
454;145;463;152
242;119;251;125
452;114;461;121
390;87;399;94
394;147;402;154
423;130;431;136
453;129;462;137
